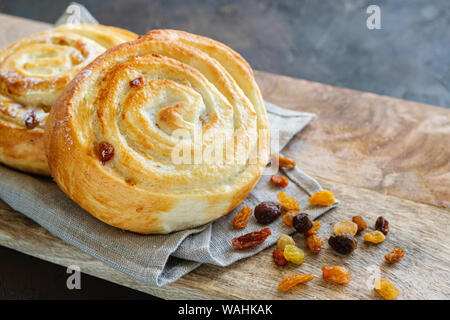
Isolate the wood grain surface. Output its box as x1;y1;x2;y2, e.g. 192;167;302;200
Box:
0;13;448;300
255;73;450;209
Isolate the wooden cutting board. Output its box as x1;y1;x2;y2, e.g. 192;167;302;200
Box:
0;13;448;300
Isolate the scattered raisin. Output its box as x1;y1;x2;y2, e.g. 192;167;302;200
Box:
375;216;390;235
254;201;282;224
282;210;300;227
352;216;368;233
328;234;357;254
306;235;323;254
308;190;335;206
283;245;305;265
277;234;296;251
322;266;351;284
305;220;321;237
385;248;405;263
275;154;296;169
24;110;39;129
130;77;144;87
277;192;299;211
232;205;253;229
270;175;289;188
231;227;271;249
363;231;386;244
272;249;288;266
334;221;358;236
278;273;314;292
98;141;114;164
374;278;399;300
293;213;313;233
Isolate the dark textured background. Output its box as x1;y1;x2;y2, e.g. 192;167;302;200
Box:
1;0;449;108
0;0;448;299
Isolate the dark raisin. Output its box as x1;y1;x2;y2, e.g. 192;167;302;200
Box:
328;234;357;254
293;213;313;233
130;77;143;88
375;216;390;235
98;141;114;164
24;110;39;129
254;201;282;224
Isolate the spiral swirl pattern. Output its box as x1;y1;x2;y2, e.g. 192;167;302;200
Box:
0;24;137;174
45;30;270;234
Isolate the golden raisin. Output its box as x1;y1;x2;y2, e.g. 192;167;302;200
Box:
322;266;351;284
363;230;386;244
270;175;289;188
277;234;296;251
275;154;296;169
306;235;323;254
282;210;300;227
308;190;335;206
305;220;321;237
232;205;253;229
374;278;399;300
277;192;299;211
352;216;368;233
334;221;358;236
283;245;305;265
385;248;405;263
272;249;288;266
278;273;314;292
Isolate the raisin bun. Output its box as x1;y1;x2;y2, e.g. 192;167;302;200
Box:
0;24;137;174
45;29;270;234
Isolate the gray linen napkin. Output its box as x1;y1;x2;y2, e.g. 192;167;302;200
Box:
0;5;339;287
0;102;338;287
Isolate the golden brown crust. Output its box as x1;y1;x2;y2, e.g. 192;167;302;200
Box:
45;29;270;234
0;23;137;174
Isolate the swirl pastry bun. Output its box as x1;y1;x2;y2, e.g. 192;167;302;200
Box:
45;29;270;234
0;24;137;174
